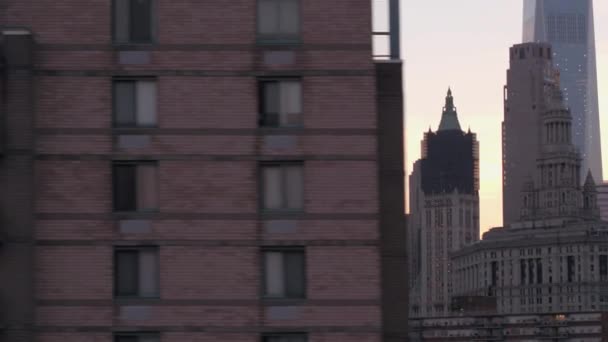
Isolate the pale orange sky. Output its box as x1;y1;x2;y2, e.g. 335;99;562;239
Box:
400;1;608;234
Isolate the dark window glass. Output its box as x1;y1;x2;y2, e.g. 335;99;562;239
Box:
263;333;307;342
261;163;303;211
600;255;607;281
114;0;154;43
113;80;157;127
130;0;153;42
259;80;302;127
113;162;158;212
264;249;305;299
257;0;300;42
113;163;137;211
528;259;534;285
490;261;498;287
114;81;136;126
567;256;575;283
284;251;305;298
115;250;139;296
114;334;160;342
114;248;159;298
115;337;138;342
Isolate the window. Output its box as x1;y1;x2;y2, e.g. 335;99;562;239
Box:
114;333;160;342
567;256;575;283
113;161;159;212
261;162;303;211
114;0;155;43
114;247;159;298
263;248;305;299
446;208;452;227
259;79;302;127
262;333;307;342
113;79;157;127
257;0;300;42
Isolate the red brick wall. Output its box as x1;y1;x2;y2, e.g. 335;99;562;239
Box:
16;0;386;340
36;246;112;300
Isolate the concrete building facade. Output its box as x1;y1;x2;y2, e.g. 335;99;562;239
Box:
596;182;608;221
0;1;408;341
410;312;608;341
409;90;479;318
452;52;606;316
502;42;558;227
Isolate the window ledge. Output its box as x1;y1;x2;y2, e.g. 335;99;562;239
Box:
112;43;157;51
258;127;304;134
262;298;307;306
113;297;161;304
112;127;159;134
255;38;301;48
260;211;304;220
112;211;159;220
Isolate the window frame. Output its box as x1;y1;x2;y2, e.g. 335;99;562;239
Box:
113;246;160;299
259;161;304;213
113;332;161;342
112;77;158;128
258;78;303;128
261;246;306;300
112;0;158;45
256;0;301;45
112;160;160;213
261;333;308;342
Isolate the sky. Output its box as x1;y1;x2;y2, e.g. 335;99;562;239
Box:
398;0;608;234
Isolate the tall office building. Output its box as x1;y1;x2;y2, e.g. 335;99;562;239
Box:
523;0;603;183
409;89;479;318
597;182;608;221
0;1;408;341
502;42;557;226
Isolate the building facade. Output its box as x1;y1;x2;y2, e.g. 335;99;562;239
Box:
452;57;606;316
502;42;557;227
409;90;480;318
523;0;603;183
0;1;408;341
410;312;608;342
597;182;608;221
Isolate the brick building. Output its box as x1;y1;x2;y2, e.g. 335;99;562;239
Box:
0;0;407;341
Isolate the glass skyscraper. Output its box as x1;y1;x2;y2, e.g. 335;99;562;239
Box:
523;0;603;181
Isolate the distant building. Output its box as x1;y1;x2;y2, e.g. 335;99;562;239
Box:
502;42;557;227
524;0;603;183
451;58;606;316
410;312;608;341
409;89;480;318
597;182;608;221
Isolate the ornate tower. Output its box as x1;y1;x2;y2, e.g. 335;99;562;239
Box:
583;171;600;218
519;80;600;221
409;88;480;318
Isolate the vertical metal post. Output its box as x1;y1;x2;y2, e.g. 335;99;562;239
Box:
389;0;401;59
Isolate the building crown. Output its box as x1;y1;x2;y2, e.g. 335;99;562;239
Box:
438;87;462;131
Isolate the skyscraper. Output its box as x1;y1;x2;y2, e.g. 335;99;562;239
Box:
596;182;608;221
452;55;604;316
409;89;479;318
502;42;556;226
523;0;602;183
